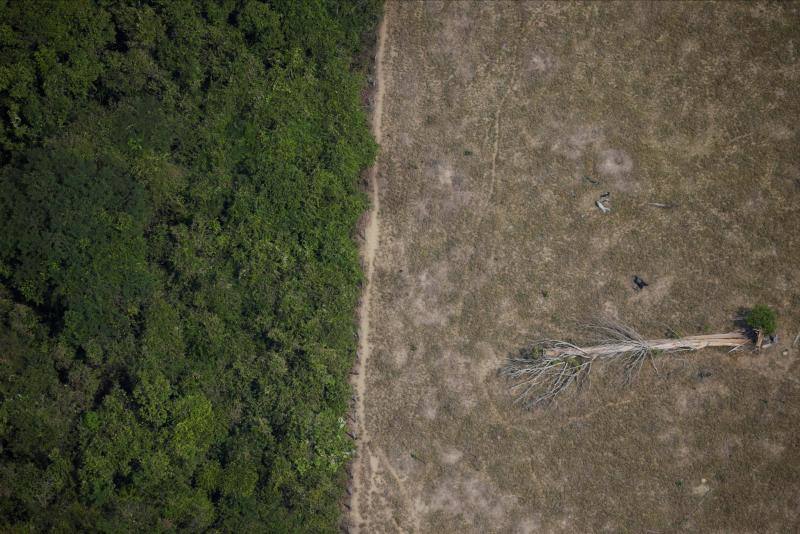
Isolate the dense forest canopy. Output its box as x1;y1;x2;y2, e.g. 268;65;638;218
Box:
0;0;379;530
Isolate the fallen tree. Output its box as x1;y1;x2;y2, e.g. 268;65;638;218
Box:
502;316;771;408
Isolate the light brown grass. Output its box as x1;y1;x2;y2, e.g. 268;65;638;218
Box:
355;1;800;532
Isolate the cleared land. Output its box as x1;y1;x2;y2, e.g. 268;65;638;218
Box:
352;1;800;532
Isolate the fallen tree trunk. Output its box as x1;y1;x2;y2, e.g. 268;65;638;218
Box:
543;331;750;358
502;321;755;408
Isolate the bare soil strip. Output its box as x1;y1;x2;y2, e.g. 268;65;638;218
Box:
349;5;388;532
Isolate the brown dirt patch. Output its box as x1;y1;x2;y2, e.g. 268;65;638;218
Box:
355;1;800;532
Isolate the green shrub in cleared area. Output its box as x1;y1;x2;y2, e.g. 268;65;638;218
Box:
0;0;380;531
746;305;777;336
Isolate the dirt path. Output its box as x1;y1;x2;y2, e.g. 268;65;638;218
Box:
349;4;388;532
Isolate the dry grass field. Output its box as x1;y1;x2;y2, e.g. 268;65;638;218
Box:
351;1;800;531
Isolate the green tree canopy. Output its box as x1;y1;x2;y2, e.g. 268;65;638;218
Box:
0;0;380;531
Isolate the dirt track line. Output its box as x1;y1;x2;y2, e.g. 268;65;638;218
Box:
350;4;388;532
485;14;533;208
486;70;516;206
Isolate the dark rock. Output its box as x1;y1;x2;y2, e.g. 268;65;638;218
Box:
633;275;648;290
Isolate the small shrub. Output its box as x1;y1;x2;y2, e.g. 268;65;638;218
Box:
746;305;777;335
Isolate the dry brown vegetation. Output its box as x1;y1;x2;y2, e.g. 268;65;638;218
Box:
351;1;800;531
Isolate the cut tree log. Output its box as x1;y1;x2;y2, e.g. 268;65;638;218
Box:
502;321;755;408
543;331;750;358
